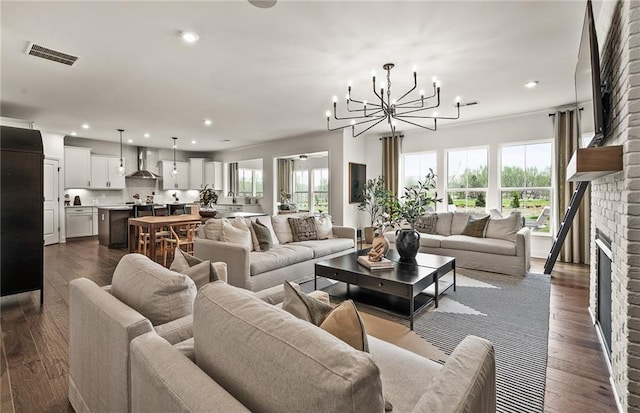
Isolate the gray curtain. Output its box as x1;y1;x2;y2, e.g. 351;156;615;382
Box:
229;162;238;195
277;159;294;200
382;135;401;195
554;110;590;264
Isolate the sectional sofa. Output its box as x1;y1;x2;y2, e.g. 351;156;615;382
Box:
194;214;356;291
385;211;531;276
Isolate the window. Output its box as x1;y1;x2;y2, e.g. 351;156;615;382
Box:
446;148;488;213
237;168;263;198
312;168;329;213
500;142;553;233
402;152;437;188
293;170;309;211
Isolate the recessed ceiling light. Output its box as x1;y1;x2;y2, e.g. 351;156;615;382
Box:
525;80;539;89
191;140;197;144
70;132;77;136
81;123;90;129
204;119;212;126
222;139;231;142
180;31;199;43
249;0;277;8
127;139;133;143
143;133;150;138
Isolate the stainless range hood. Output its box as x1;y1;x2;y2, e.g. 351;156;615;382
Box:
126;147;160;179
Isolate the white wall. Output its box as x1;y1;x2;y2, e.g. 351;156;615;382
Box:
342;129;368;228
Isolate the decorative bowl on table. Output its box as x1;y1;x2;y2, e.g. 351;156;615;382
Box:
199;208;217;218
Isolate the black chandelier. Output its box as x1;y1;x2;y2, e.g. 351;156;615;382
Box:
326;63;461;138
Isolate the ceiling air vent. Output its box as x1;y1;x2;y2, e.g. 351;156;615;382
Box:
455;101;479;108
25;43;78;66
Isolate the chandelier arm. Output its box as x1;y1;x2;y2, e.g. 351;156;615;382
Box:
394;116;437;132
346;100;383;113
395;86;438;107
348;97;383;108
398;104;460;120
394;103;441;116
352;116;388;137
395;80;417;104
328;114;386;131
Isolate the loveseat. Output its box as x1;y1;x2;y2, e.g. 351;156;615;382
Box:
385;211;531;276
194;214;356;291
130;281;497;413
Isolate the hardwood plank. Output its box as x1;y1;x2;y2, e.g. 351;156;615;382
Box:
1;331;15;413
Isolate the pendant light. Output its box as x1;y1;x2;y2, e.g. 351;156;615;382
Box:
115;129;126;176
170;137;179;177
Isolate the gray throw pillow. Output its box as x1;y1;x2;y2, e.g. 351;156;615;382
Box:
170;248;220;289
415;214;438;234
251;221;273;251
282;281;333;325
288;216;318;242
461;216;490;238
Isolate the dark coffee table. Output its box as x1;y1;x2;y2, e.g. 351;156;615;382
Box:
315;249;455;330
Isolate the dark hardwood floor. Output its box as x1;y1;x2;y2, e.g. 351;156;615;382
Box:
0;238;619;412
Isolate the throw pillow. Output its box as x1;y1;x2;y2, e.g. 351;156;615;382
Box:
319;300;369;352
414;214;438;234
282;281;334;325
251;221;273;251
203;218;224;240
461;215;490;238
111;253;197;326
288;216;318;242
257;216;280;246
221;220;253;250
315;216;334;239
450;212;471;235
485;211;522;241
271;215;294;244
232;217;255;251
170;248;222;289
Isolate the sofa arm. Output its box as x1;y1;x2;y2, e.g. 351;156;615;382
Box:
154;314;193;345
194;238;251;290
412;335;496;413
332;226;356;244
516;227;531;273
69;278;154;413
130;332;250;413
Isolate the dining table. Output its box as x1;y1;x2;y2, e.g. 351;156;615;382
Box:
128;214;203;263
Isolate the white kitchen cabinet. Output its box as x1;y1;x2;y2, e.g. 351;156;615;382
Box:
205;161;223;190
161;160;189;190
65;146;92;188
66;207;94;238
189;158;205;190
90;156;125;189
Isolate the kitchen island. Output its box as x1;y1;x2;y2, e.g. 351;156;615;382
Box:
97;205;168;248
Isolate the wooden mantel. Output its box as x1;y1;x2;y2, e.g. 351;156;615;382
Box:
566;145;623;182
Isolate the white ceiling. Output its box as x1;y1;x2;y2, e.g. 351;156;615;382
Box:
1;1;585;151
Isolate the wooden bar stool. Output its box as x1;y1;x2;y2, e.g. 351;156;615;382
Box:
163;222;198;266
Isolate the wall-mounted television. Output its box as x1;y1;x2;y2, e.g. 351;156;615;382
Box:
575;0;605;148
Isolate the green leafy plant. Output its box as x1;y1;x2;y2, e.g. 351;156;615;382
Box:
357;176;393;227
510;191;520;209
389;170;441;228
199;184;218;208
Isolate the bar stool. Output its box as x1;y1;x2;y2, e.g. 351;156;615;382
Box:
167;203;187;215
163;222;198;266
134;205;168;259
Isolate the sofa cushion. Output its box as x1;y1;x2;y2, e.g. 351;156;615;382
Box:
451;212;471;235
203;218;224;240
252;220;273;251
315;216;334;239
418;233;446;248
368;336;442;412
271;215;294;243
170;249;222;289
194;282;385;413
111;253;197;326
221;220;252;250
415;213;438;234
485;211;522;242
435;212;453;236
295;238;355;258
461;215;490;238
289;216;318;242
249;244;315;275
441;235;517;256
257;216;279;246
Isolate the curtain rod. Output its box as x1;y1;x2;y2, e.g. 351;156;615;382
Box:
379;134;405;140
549;107;583;116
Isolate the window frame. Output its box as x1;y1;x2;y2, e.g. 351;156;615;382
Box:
444;146;489;213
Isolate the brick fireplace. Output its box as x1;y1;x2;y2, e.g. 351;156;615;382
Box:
589;1;640;411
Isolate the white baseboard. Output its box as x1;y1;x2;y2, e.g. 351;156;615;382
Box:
589;307;623;413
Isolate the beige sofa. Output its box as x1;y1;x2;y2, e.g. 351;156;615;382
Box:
68;254;286;413
385;211;531;276
194;215;356;291
130;281;497;413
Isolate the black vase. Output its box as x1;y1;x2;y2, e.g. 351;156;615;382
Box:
395;228;420;260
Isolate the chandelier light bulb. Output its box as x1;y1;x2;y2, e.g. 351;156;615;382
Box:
455;96;461;103
325;110;331;118
350;120;356;126
391;99;397;105
363;100;368;106
436;80;441;88
433;111;438;117
348;80;352;87
345;94;350;100
332;95;338;103
371;70;376;78
432;76;437;83
412;65;418;73
419;89;425;96
143;133;150;138
181;31;199;43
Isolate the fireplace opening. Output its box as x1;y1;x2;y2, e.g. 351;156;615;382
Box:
596;229;612;359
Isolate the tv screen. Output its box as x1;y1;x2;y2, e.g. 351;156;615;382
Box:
575;0;605;148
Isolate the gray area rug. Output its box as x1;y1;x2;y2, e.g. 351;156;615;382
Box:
307;270;551;413
398;270;550;413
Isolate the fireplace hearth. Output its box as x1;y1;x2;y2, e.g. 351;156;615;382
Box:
596;229;612;359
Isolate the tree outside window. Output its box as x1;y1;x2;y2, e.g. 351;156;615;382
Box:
500;142;552;233
237;168;263;198
312;168;329;213
446;148;488;213
293;170;309;211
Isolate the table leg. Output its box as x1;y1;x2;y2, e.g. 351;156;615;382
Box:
453;262;457;291
434;273;439;308
128;224;135;253
149;224;156;263
314;274;317;291
410;295;415;331
346;283;350;299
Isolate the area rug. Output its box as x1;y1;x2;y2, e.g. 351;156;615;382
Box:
385;270;550;413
